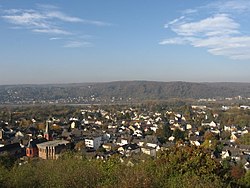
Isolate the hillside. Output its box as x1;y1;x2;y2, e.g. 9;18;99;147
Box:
0;81;250;104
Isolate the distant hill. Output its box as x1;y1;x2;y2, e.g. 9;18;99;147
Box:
0;81;250;104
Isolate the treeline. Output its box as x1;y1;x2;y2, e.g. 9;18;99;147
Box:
0;146;250;188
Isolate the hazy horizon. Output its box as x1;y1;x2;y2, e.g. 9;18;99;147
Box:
1;0;250;84
1;80;250;87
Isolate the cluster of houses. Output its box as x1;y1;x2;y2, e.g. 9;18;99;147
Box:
0;105;250;170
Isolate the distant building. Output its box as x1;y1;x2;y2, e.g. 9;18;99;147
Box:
36;140;70;160
240;105;250;110
26;138;47;158
85;136;102;150
118;143;140;156
191;105;207;110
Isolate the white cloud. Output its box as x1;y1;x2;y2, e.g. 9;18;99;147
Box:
160;1;250;60
1;9;73;35
207;0;250;13
2;12;48;28
63;41;92;48
172;14;239;37
46;11;83;23
2;6;111;29
159;37;189;45
33;28;71;35
49;37;62;40
164;16;185;28
46;11;110;26
81;19;112;26
192;36;250;59
1;4;111;48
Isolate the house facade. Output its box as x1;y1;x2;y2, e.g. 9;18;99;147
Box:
85;136;102;150
26;138;47;158
36;140;70;160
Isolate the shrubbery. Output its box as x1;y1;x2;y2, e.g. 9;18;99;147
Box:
0;146;248;187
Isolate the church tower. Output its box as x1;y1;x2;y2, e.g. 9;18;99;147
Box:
44;120;52;141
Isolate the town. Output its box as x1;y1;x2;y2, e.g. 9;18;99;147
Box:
0;101;250;187
0;102;250;164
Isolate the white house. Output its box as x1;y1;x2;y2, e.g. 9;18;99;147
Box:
71;122;76;129
209;121;217;128
85;136;102;150
221;150;231;159
186;124;192;130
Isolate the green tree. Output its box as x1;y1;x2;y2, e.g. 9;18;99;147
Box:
241;170;250;187
173;128;185;141
0;153;16;169
238;133;250;145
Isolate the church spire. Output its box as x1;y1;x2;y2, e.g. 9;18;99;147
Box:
44;120;52;141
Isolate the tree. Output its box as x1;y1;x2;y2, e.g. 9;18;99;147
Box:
19;118;32;128
0;164;8;186
183;105;194;122
238;133;250;145
231;164;245;180
0;153;16;169
74;141;85;152
173;128;185;141
242;170;250;187
202;131;219;150
156;145;226;187
163;123;173;138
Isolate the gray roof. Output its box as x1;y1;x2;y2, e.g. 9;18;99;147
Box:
36;140;70;148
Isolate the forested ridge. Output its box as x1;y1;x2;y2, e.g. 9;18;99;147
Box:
1;81;250;104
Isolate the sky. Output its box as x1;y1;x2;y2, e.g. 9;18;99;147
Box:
1;0;250;85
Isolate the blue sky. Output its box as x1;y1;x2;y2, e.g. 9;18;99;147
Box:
1;0;250;84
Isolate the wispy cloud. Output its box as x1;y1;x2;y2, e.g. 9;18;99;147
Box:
33;28;71;35
2;7;76;35
164;16;185;28
160;0;250;60
49;37;62;40
45;11;83;23
63;41;92;48
81;19;112;26
2;6;110;33
206;0;250;14
1;4;111;48
159;37;189;45
3;11;49;28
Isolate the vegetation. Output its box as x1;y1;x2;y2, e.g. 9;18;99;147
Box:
238;133;250;145
1;81;250;104
0;146;248;188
